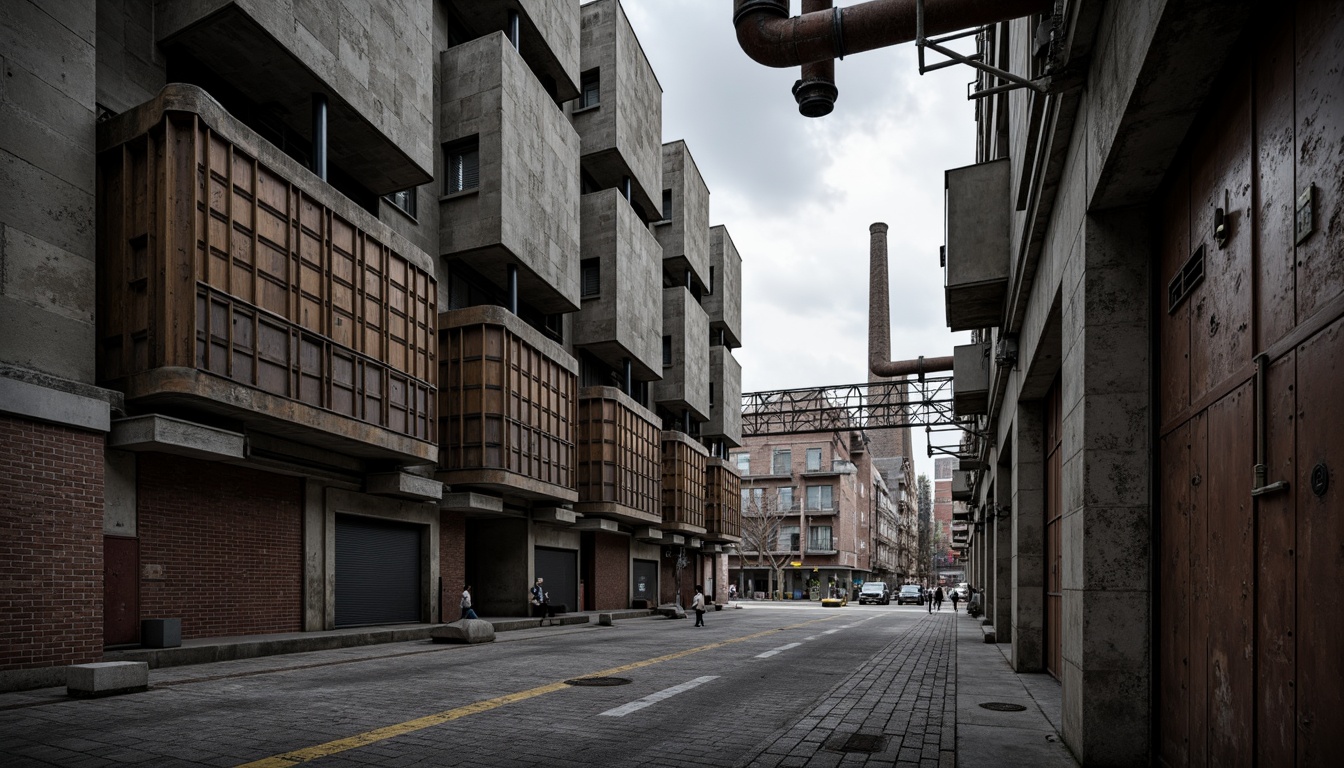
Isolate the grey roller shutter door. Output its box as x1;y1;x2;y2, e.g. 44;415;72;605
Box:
335;515;421;627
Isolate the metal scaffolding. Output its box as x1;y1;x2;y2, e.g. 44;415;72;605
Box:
740;376;969;436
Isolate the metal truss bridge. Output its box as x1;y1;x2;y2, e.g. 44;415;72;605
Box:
740;376;971;437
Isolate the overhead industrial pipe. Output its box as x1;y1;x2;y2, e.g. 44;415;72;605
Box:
868;222;952;378
794;0;839;117
733;0;1051;69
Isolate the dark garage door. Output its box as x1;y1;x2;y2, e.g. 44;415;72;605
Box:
336;515;422;627
534;547;577;612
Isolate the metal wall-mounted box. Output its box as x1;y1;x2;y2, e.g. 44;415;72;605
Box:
944;159;1010;331
951;470;974;501
952;342;991;416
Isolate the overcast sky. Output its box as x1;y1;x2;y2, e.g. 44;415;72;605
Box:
620;2;977;481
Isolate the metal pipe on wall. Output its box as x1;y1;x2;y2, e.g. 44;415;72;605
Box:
794;0;839;116
311;93;328;181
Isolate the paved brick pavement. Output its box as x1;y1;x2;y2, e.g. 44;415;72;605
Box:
738;612;956;768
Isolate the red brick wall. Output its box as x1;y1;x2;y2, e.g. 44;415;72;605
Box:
439;510;466;620
0;416;104;671
137;454;302;639
591;532;628;610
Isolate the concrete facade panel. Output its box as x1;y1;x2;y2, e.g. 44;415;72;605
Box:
655;141;711;289
705;346;742;447
573;188;662;375
651;285;710;419
705;226;742;348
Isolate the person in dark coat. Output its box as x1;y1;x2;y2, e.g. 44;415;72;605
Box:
934;586;944;611
950;588;960;613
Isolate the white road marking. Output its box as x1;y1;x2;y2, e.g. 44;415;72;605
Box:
598;676;720;717
823;629;841;635
754;642;802;658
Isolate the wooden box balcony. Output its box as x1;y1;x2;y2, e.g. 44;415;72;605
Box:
96;85;437;462
575;386;661;526
438;305;578;503
704;458;742;543
660;430;707;536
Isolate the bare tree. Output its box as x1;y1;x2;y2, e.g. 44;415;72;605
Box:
738;483;794;599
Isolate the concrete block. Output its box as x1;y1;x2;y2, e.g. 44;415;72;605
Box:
657;603;686;619
982;625;997;644
66;661;149;697
140;618;181;648
365;471;443;501
430;619;496;644
597;613;613;626
109;414;246;460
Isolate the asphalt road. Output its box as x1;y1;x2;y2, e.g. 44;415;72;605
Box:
0;603;947;767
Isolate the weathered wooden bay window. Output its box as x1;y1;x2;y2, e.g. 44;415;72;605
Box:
576;386;661;525
96;85;437;462
660;431;707;535
704;458;742;543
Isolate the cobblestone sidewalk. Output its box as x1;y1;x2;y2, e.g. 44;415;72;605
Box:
738;612;956;768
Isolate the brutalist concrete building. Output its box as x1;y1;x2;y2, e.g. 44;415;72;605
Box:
0;0;743;691
732;0;1341;764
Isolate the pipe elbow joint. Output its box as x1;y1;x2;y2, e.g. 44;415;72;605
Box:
733;0;797;68
792;78;838;118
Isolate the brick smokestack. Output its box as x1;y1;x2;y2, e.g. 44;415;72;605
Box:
868;222;890;381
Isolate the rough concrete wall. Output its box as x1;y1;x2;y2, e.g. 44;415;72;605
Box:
138;454;303;639
0;0;97;384
705;346;742;446
706;225;742;346
651;285;710;419
611;1;661;209
655;141;711;287
439;33;581;307
1011;402;1045;672
0;416;104;679
96;0;166;115
574;188;662;374
520;0;580;90
574;2;616;154
156;0;434;178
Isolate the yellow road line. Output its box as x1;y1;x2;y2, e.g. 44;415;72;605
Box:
237;614;842;767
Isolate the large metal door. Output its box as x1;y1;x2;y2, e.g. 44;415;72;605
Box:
1156;2;1344;763
335;515;422;627
534;547;577;611
103;536;139;646
1043;378;1062;680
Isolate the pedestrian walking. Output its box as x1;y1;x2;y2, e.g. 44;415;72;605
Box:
460;585;478;621
934;586;944;611
926;586;933;613
950;589;960;613
530;577;553;625
728;584;737;603
691;584;706;627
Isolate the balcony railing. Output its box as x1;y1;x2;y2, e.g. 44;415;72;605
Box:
439;305;578;502
704;458;742;543
575;386;661;525
660;431;707;535
96;85;437;462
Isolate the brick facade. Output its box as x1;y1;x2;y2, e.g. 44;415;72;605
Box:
0;416;104;671
439;510;466;620
590;532;628;610
136;454;302;639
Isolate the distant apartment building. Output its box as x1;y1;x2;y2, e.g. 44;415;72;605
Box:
931;457;964;586
727;431;877;599
0;0;743;691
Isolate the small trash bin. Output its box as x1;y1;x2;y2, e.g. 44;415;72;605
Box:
141;618;181;648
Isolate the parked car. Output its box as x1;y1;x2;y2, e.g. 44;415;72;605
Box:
857;582;891;605
896;584;924;605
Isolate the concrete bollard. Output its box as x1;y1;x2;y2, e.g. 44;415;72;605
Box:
67;662;149;698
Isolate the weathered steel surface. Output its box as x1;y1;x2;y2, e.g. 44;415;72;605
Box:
103;536;139;647
1158;421;1190;766
1187;411;1210;768
575;387;661;525
704;459;743;543
1253;8;1298;353
1295;0;1344;321
741;376;960;436
1296;316;1343;765
439;310;577;498
660;431;707;534
1206;382;1254;765
98;106;437;451
1257;351;1296;767
1159;166;1191;428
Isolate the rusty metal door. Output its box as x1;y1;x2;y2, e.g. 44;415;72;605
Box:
1044;377;1062;680
103;535;139;646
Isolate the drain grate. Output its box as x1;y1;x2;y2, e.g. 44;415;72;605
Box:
564;677;632;687
826;733;887;753
980;702;1028;712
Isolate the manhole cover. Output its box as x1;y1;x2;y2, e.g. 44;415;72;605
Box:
980;702;1028;712
564;677;632;687
825;733;887;753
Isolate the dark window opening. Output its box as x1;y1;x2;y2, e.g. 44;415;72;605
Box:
661;189;673;221
385;188;417;218
581;258;600;298
579;69;600;109
444;136;480;194
662;336;672;367
708;265;715;295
